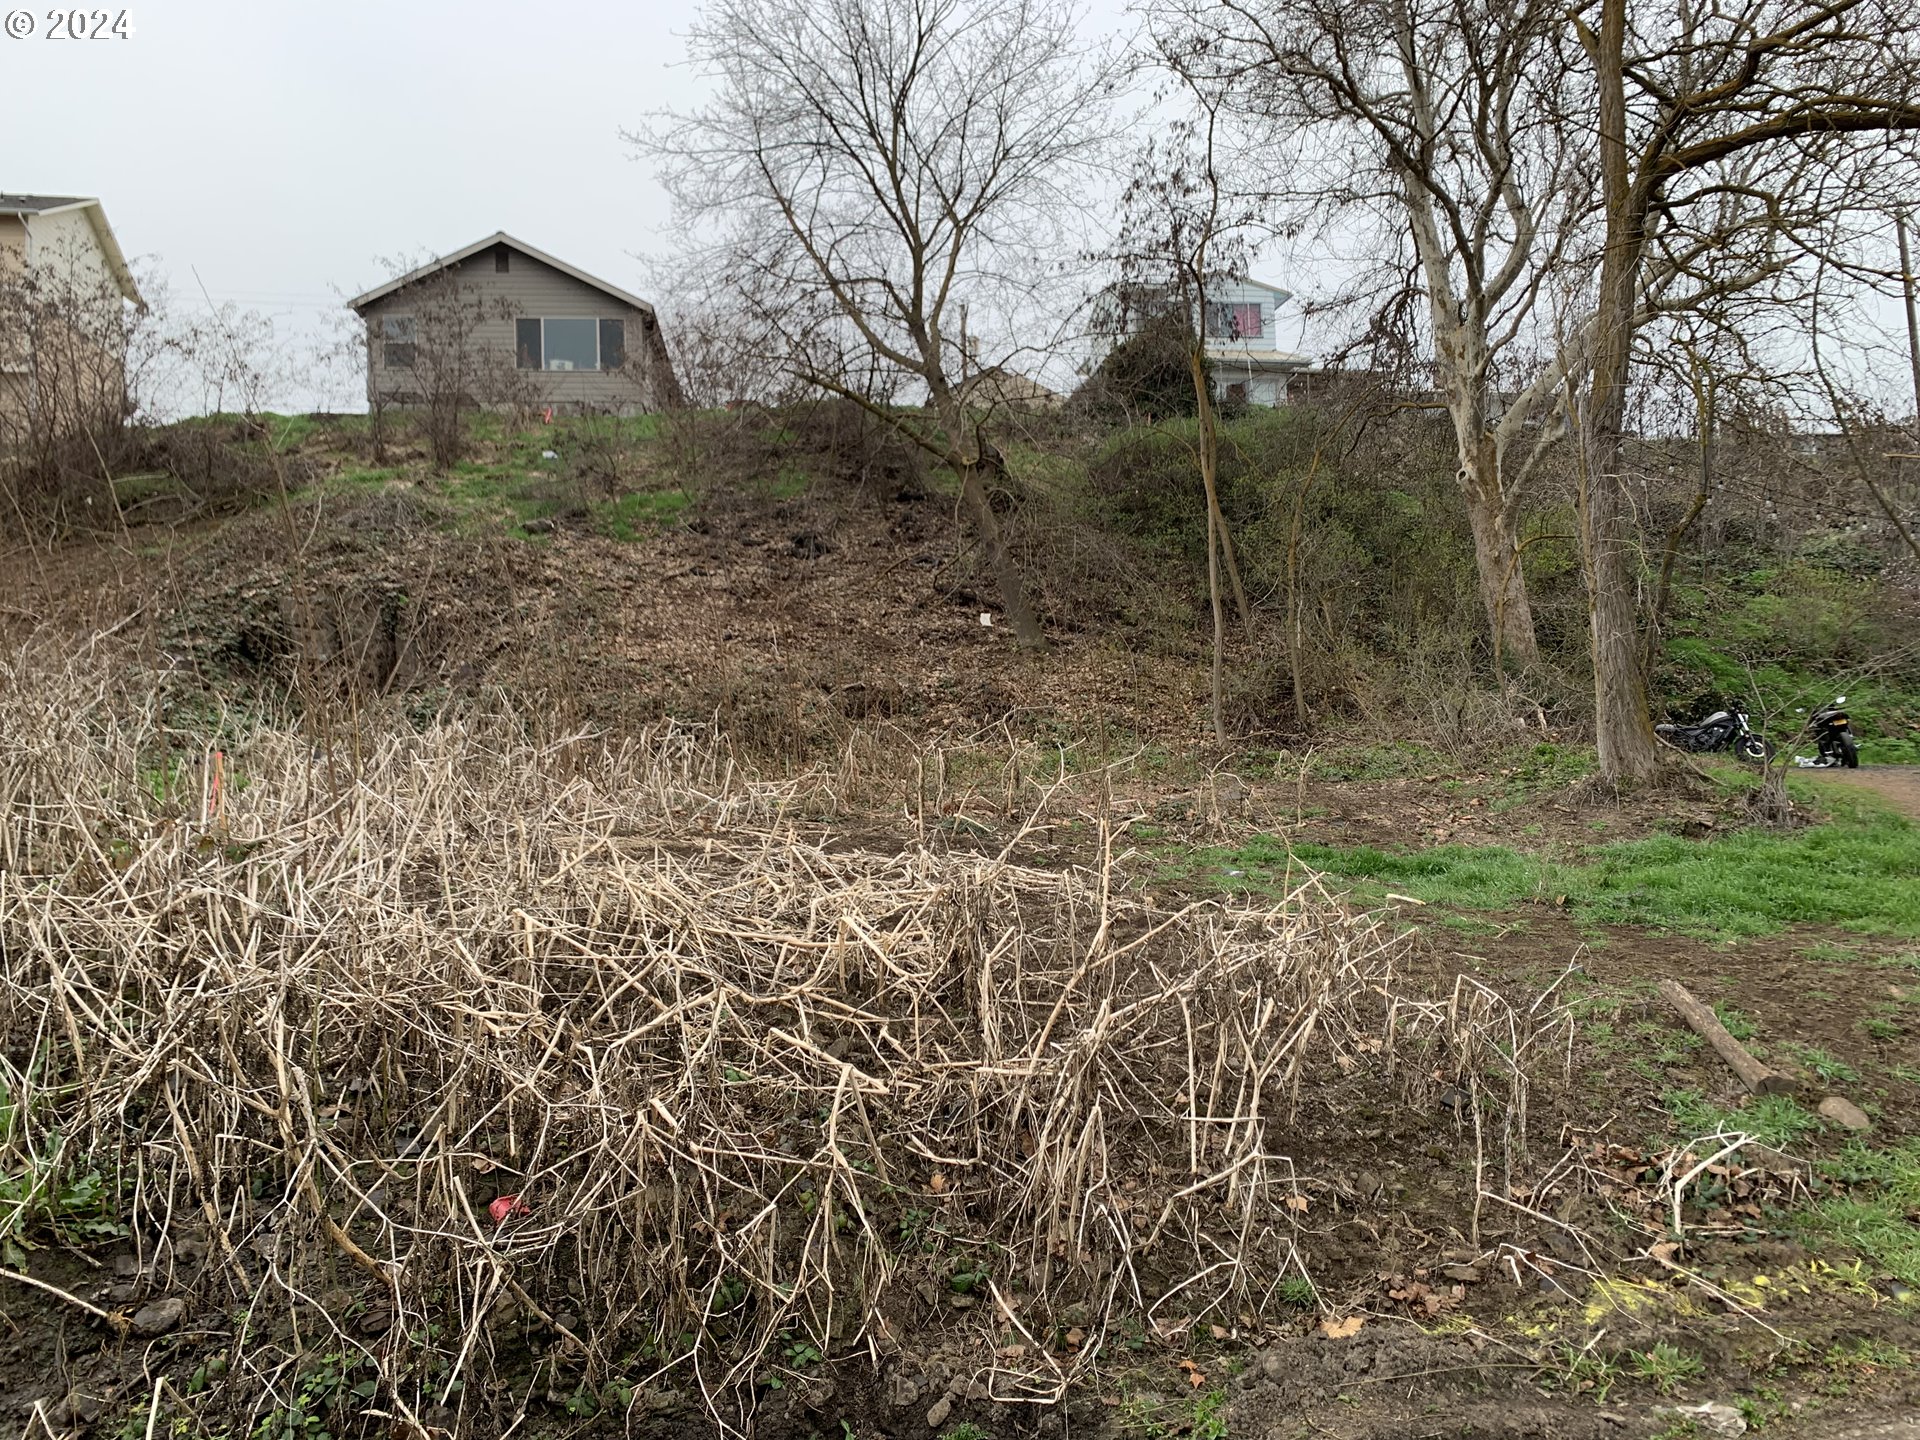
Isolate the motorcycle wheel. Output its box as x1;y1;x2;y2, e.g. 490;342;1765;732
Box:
1838;735;1858;769
1736;734;1774;764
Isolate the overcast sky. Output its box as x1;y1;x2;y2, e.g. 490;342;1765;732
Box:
3;1;744;407
0;0;1336;412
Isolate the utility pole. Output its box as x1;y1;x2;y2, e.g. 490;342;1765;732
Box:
1898;212;1920;428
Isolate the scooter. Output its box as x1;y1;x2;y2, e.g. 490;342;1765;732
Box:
1654;706;1774;763
1792;696;1859;769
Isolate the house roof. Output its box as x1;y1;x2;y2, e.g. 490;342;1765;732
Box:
346;232;658;315
0;194;143;307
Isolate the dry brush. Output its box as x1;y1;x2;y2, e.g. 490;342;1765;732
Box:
0;648;1567;1430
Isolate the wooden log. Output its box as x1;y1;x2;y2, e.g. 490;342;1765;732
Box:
1656;980;1799;1097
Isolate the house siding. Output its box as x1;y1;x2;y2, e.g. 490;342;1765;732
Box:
0;208;129;436
356;245;672;415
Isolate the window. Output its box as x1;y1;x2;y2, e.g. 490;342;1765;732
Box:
514;317;627;371
495;247;510;274
542;317;597;371
1204;301;1264;340
516;318;542;370
380;315;416;369
599;318;626;370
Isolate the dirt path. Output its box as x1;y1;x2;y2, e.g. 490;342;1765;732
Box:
1806;763;1920;820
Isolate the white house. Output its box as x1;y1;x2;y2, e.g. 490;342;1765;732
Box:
1197;278;1313;407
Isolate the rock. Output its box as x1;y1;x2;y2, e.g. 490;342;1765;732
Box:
47;1392;105;1425
1440;1264;1484;1283
925;1395;953;1430
882;1370;920;1409
131;1297;186;1337
1818;1096;1872;1132
358;1304;394;1338
1653;1401;1745;1436
1260;1350;1288;1381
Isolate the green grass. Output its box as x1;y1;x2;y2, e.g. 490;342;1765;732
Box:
1662;1089;1818;1148
1796;1140;1920;1285
594;489;691;540
1631;1341;1706;1395
1169;784;1920;939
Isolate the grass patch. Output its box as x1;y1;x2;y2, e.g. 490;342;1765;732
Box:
1661;1089;1818;1148
1305;739;1452;781
1796;1140;1920;1285
1171;785;1920;939
593;489;691;541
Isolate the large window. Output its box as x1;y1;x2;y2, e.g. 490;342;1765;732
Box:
516;316;627;372
1203;301;1264;340
380;315;416;369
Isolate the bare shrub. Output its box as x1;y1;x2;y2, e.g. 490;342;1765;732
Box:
0;650;1572;1429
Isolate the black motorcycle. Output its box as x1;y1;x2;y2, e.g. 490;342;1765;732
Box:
1655;706;1774;763
1792;695;1860;769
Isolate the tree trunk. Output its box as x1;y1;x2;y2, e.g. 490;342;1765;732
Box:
929;384;1044;649
1582;0;1665;785
958;455;1044;649
1459;448;1540;673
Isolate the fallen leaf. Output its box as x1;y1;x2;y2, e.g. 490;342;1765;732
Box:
1285;1195;1309;1213
1208;1324;1229;1340
929;1173;948;1194
1320;1315;1366;1339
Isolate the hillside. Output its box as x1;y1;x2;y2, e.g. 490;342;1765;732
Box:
4;406;1920;1440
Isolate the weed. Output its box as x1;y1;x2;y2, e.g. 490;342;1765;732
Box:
1276;1275;1316;1308
1191;1389;1229;1440
1735;1388;1788;1431
1824;1337;1912;1373
1860;1016;1903;1041
940;1427;989;1440
1556;1345;1622;1401
1632;1341;1706;1394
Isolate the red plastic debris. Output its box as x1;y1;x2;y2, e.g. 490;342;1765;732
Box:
489;1194;530;1224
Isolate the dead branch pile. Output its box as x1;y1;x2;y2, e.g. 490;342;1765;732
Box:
0;651;1539;1427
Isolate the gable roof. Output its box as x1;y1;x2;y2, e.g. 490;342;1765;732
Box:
346;232;657;315
0;194;143;307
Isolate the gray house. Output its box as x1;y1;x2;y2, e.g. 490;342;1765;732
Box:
347;233;679;415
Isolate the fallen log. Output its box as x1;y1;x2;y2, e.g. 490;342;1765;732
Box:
1656;980;1799;1097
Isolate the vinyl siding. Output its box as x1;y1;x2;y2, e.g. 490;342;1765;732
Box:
355;245;672;414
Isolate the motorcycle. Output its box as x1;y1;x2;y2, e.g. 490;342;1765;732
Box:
1792;695;1860;769
1655;706;1774;763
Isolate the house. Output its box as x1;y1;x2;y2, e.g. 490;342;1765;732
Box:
0;194;144;437
347;233;679;415
953;366;1065;414
1196;278;1314;407
1102;276;1313;409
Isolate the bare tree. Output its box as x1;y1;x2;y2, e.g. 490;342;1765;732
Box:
1108;110;1262;743
637;0;1122;649
1152;0;1596;670
1576;0;1920;782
